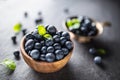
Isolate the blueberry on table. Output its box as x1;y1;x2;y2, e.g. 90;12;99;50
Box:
30;49;40;60
35;18;43;25
11;36;17;44
47;46;54;53
22;29;27;36
65;41;73;50
45;53;55;62
24;12;28;17
89;48;97;55
46;25;57;34
94;56;102;64
13;50;20;59
55;50;64;60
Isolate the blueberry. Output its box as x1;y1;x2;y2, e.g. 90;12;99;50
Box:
53;43;61;50
45;39;54;46
60;37;67;45
35;18;43;25
45;53;55;62
65;41;73;50
62;48;69;55
30;49;40;60
32;32;42;40
94;56;102;64
53;35;60;42
41;46;47;54
39;54;46;61
11;36;17;44
24;12;28;17
13;50;20;59
55;50;64;60
25;34;34;41
22;29;27;36
61;32;70;40
40;41;45;46
89;48;97;55
25;39;34;50
47;46;54;53
46;25;57;34
34;42;41;49
88;31;97;36
56;31;63;36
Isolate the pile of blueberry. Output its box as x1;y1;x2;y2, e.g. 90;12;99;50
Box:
66;16;98;36
24;25;73;62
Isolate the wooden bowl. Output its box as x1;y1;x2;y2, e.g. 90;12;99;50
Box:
63;16;111;43
20;36;73;73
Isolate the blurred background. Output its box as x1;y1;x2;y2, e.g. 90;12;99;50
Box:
0;0;120;80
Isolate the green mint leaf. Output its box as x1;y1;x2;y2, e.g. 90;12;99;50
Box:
43;33;52;39
71;18;80;24
13;23;22;33
66;20;73;27
2;59;16;71
37;25;46;35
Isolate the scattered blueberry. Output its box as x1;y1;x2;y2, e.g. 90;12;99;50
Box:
35;18;43;25
24;12;28;17
94;56;102;64
13;50;20;59
22;29;27;36
11;36;17;44
89;48;97;55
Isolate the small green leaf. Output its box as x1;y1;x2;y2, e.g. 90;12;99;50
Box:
38;25;46;35
13;23;22;33
66;20;73;27
2;59;16;71
71;18;80;24
43;34;52;39
72;23;80;29
97;49;106;55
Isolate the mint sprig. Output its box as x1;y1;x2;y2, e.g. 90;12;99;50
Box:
13;23;22;33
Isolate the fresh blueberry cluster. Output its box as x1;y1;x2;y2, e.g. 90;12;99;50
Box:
24;25;73;62
66;16;98;36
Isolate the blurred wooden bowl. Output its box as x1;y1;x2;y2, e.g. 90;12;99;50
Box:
20;36;73;73
63;16;111;43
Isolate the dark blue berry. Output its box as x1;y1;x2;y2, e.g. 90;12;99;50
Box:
22;29;27;36
65;41;73;50
94;56;102;64
56;31;63;36
13;50;20;59
25;39;34;50
89;48;97;55
53;35;60;42
61;32;70;40
62;48;69;55
32;32;42;40
39;54;46;61
25;34;34;41
60;37;67;45
47;25;57;34
55;50;64;60
45;53;55;62
45;39;54;46
11;36;17;44
41;46;47;54
53;43;61;50
30;49;40;60
47;46;54;53
34;42;41;49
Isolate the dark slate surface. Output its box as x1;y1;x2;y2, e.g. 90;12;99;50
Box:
0;0;120;80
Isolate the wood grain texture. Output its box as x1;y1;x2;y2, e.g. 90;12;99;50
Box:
20;36;73;73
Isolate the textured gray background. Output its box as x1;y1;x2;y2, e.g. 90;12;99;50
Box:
0;0;120;80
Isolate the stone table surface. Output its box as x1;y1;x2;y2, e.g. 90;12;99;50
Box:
0;0;120;80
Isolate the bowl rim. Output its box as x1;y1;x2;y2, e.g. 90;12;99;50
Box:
20;36;73;64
